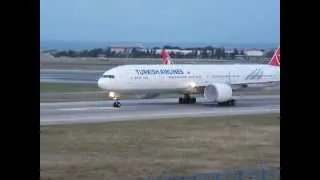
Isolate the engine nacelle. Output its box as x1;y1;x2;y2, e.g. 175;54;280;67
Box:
203;83;233;102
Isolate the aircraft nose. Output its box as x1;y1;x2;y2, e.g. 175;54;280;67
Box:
97;78;105;89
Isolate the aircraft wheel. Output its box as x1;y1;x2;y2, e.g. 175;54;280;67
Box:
113;101;121;108
179;97;196;104
191;97;196;104
218;101;227;106
218;99;236;106
230;99;236;106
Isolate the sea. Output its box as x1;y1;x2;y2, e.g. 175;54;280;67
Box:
40;40;278;51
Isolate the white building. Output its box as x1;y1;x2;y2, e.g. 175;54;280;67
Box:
244;50;264;57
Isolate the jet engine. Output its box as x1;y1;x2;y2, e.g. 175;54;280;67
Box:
203;83;233;103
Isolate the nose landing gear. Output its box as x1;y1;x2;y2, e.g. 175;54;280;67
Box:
113;98;121;108
178;93;197;104
217;99;236;106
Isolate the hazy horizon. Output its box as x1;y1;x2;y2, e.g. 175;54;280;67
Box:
40;40;278;51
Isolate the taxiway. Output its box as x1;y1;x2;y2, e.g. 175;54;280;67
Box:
40;69;103;83
40;95;279;126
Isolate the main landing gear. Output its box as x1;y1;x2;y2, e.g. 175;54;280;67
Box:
178;93;196;104
217;99;236;106
178;93;236;106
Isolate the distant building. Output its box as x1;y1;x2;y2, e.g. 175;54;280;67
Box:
109;44;146;53
244;49;264;60
224;49;234;54
155;49;193;55
244;50;264;57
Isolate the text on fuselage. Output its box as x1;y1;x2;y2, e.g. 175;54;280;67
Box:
135;69;184;75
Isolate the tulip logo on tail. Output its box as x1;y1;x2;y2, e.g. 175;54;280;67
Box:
270;47;280;66
160;48;173;64
245;68;264;80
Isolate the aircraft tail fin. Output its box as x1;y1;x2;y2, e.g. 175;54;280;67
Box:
269;47;280;66
160;49;173;64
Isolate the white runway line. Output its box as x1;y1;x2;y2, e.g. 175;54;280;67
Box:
40;95;280;126
40;95;279;107
58;107;120;111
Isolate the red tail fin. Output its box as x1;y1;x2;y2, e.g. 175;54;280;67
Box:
269;47;280;66
160;49;172;64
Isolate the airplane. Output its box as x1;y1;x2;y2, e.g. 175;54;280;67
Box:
97;47;280;107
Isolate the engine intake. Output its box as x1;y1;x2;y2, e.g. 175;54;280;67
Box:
204;83;233;102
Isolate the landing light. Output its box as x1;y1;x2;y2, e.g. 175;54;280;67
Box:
189;82;196;88
109;92;115;98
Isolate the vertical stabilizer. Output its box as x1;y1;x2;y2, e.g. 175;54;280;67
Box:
160;48;172;64
269;47;280;66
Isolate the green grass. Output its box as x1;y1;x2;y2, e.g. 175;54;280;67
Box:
40;113;280;180
40;82;99;93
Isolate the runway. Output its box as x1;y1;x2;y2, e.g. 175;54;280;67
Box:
40;95;279;126
40;69;103;83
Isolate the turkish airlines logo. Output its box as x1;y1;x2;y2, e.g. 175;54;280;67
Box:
245;69;264;80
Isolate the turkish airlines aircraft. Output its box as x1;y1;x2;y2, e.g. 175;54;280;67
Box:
98;47;280;107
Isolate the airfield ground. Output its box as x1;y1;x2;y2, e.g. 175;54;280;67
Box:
40;113;280;180
40;82;99;93
40;82;279;102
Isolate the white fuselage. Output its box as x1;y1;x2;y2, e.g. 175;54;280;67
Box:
97;64;280;96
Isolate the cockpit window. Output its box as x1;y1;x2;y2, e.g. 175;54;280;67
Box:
102;75;115;79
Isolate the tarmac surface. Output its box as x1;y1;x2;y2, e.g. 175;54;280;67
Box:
40;69;103;83
40;95;279;126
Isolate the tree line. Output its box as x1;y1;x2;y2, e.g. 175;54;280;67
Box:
46;45;275;60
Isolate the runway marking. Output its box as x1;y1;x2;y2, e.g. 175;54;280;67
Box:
57;104;279;112
40;95;279;107
58;107;119;111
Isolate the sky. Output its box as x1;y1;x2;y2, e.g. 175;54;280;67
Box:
40;0;279;44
